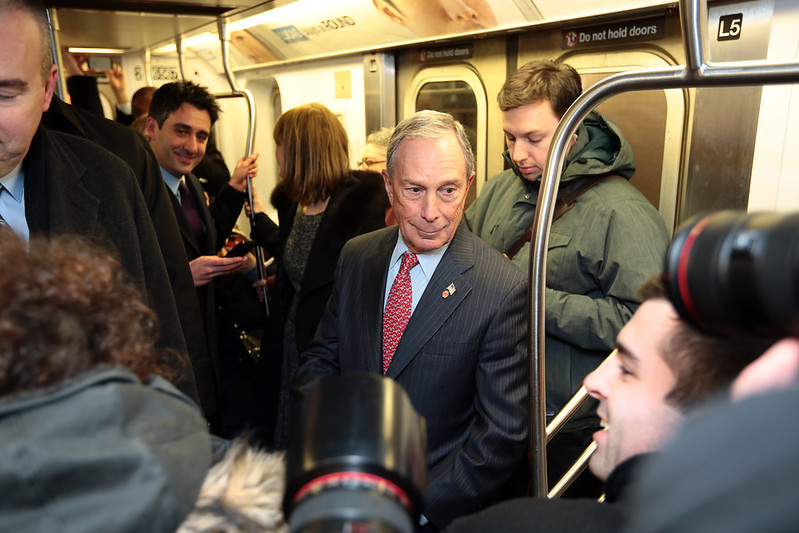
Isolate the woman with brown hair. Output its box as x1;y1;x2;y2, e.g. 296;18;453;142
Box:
250;102;390;448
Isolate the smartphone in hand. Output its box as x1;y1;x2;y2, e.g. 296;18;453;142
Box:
226;240;257;257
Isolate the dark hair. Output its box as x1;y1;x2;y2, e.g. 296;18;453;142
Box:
497;60;582;118
1;0;53;82
148;81;220;127
273;103;350;205
0;231;182;398
638;275;778;410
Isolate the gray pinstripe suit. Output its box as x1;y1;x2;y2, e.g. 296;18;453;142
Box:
295;223;529;529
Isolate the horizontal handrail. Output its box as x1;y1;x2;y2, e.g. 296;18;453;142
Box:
548;441;598;499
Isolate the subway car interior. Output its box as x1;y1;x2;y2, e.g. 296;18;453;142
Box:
4;0;799;529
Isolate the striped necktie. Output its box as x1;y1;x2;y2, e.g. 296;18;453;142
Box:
178;180;205;245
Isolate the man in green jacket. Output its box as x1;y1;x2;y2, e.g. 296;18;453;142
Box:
465;60;669;496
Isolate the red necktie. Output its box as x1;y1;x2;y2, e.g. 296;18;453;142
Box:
178;180;205;245
382;252;418;374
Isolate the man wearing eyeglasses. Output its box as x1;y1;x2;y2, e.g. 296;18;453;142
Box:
359;126;396;225
358;126;393;172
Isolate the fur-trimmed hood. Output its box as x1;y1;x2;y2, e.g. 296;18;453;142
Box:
179;441;287;533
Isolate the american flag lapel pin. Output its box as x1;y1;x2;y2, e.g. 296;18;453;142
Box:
442;282;456;298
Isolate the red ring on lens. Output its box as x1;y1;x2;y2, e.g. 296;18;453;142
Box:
292;471;413;511
677;214;717;327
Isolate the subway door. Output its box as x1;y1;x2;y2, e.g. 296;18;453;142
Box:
558;51;686;233
396;38;506;206
509;11;686;232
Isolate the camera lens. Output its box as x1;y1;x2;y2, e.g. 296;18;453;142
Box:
664;210;799;337
284;374;427;533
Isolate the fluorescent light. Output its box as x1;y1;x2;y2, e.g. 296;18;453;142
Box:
152;32;218;54
152;0;326;54
67;47;126;54
229;11;281;31
228;0;329;31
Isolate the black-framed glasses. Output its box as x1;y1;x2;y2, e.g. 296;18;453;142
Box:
358;159;386;167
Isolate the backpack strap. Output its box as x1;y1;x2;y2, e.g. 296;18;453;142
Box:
505;174;618;260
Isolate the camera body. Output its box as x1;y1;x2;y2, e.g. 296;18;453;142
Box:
664;210;799;337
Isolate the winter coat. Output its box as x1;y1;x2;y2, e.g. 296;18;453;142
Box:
465;111;669;427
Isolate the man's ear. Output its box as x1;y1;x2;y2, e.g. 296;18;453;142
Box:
382;168;394;204
42;64;58;112
145;116;158;140
466;171;476;191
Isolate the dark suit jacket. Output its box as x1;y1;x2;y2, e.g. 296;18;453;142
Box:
295;224;529;528
168;171;246;397
441;455;647;533
169;172;244;263
250;170;389;353
23;126;198;401
41;96;216;415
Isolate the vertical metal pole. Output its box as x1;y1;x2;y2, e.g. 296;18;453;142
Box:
216;16;268;315
176;34;187;81
46;7;66;99
681;0;707;75
528;0;709;497
144;48;153;86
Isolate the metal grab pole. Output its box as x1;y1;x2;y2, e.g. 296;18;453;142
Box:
548;442;597;499
144;48;153;87
542;351;614;496
546;351;613;443
213;17;268;316
528;0;799;497
46;8;66;100
176;34;187;81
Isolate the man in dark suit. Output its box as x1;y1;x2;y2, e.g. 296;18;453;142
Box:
145;81;258;432
295;110;529;530
42;95;218;422
0;0;198;400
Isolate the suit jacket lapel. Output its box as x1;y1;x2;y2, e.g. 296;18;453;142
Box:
363;228;398;374
24;128;100;238
385;225;474;379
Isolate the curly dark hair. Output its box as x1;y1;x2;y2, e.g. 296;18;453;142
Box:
0;231;181;398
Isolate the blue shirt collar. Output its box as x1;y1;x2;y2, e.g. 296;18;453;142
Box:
0;163;24;204
389;229;450;279
160;167;183;199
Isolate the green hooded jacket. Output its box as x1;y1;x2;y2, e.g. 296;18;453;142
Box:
466;111;669;427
